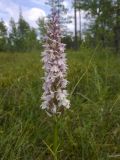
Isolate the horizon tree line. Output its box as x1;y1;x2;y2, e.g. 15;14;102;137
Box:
74;0;120;53
0;0;120;53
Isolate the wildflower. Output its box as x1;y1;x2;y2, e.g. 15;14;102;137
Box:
41;0;70;115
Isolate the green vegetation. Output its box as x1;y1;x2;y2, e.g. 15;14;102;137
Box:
0;48;120;159
75;0;120;53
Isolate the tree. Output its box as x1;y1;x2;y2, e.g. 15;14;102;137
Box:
62;35;73;49
17;11;31;51
25;28;38;51
76;0;120;53
8;13;38;52
37;18;47;40
74;0;78;50
0;19;7;51
8;18;18;51
78;6;82;42
113;0;120;53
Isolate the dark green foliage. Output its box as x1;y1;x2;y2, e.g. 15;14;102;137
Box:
8;18;18;52
62;35;73;49
17;13;31;51
8;13;39;52
0;19;7;51
76;0;120;53
0;12;41;53
0;48;120;159
37;18;47;40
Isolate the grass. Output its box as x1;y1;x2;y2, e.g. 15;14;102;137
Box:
0;48;120;160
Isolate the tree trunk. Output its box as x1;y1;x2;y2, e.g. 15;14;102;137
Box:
74;0;78;50
79;8;82;43
114;0;120;53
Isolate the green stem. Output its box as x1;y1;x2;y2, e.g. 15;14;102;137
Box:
53;116;58;160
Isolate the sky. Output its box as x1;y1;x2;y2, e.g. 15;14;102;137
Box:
0;0;85;32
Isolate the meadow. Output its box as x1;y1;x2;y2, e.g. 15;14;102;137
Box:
0;48;120;160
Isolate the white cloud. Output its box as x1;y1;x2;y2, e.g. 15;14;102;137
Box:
24;8;46;21
0;0;46;28
23;8;46;27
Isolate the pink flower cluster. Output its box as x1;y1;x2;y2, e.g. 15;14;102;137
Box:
41;6;70;115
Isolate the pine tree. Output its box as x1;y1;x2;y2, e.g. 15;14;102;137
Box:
0;19;7;51
113;0;120;53
8;18;18;51
16;10;32;52
76;0;119;51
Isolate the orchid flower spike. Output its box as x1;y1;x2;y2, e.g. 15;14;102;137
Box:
41;0;70;116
